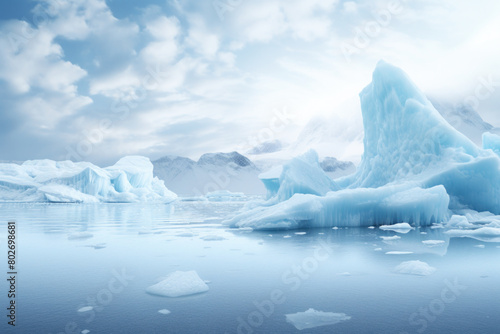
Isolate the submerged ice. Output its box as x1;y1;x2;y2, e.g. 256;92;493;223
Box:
227;61;500;230
285;308;351;330
0;156;177;203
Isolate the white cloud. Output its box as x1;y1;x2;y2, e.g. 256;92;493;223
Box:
186;15;220;58
343;1;358;14
0;21;87;94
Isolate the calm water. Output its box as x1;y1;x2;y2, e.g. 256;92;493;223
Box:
0;201;499;334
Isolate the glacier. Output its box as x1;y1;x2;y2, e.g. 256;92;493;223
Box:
0;156;177;203
226;61;500;230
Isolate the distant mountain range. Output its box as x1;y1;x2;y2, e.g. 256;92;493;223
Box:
430;98;500;145
152;152;355;196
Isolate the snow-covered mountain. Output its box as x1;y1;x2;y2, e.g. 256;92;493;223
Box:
153;151;356;196
153;152;266;196
430;98;500;145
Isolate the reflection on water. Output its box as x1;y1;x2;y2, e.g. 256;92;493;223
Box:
0;202;499;334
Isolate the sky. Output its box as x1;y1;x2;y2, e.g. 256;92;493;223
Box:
0;0;499;165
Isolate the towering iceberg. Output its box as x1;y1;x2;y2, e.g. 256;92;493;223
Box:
0;156;177;203
226;61;500;230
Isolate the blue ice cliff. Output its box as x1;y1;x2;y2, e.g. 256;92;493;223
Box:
0;156;177;203
225;61;500;229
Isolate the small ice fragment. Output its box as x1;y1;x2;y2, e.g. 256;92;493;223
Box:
200;235;226;241
394;260;436;276
77;306;93;313
385;251;413;255
285;308;351;330
380;236;401;241
368;226;375;229
445;215;474;228
332;227;339;230
81;330;90;334
146;271;209;297
374;248;382;251
158;309;171;315
337;272;351;276
295;232;307;235
176;232;195;237
283;235;292;238
422;240;445;246
68;232;93;240
318;232;324;235
474;245;485;248
379;223;413;233
420;232;427;235
87;243;106;249
431;224;444;229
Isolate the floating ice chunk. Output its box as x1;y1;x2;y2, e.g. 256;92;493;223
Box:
285;308;351;330
158;309;171;315
200;235;226;241
394;260;436;276
446;227;500;242
379;223;414;233
81;330;90;334
368;226;375;229
295;232;307;235
337;272;352;276
431;224;445;229
385;251;413;255
374;248;382;251
283;235;292;238
422;240;445;246
332;227;339;230
474;245;485;248
445;215;474;228
380;236;401;241
176;232;195;238
420;232;427;235
68;232;93;240
86;243;106;250
259;151;339;202
146;271;209;297
77;306;93;313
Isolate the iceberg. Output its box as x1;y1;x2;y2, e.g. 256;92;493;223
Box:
225;61;500;230
0;156;176;203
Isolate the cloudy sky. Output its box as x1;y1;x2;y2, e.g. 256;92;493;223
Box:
0;0;499;165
